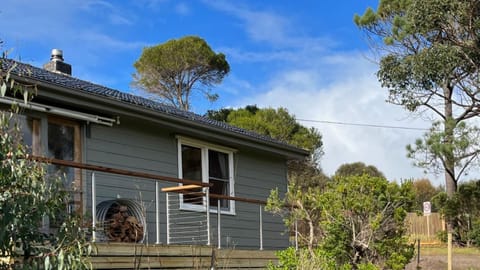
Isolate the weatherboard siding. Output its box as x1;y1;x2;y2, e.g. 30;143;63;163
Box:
83;119;289;249
84;119;176;244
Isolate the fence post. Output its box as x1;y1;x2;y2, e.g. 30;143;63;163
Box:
217;200;221;249
259;205;263;250
155;181;160;244
91;172;96;242
417;238;420;267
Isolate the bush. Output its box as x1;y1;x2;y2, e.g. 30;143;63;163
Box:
267;174;415;269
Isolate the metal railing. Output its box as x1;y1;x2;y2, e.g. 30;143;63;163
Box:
30;155;278;250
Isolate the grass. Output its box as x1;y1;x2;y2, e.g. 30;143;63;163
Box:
419;247;480;256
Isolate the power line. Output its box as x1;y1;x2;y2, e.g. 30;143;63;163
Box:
296;118;429;131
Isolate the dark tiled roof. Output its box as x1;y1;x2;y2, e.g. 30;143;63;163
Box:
2;59;306;154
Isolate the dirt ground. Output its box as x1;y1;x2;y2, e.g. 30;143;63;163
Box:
405;254;480;270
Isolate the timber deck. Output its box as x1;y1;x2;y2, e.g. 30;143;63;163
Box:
91;243;277;269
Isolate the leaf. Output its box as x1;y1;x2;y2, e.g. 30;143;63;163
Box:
44;255;51;270
0;82;6;97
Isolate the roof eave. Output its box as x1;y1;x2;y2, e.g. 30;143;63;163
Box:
11;74;309;160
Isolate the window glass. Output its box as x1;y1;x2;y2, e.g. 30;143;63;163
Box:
6;114;40;154
182;145;203;205
48;122;75;189
209;150;229;208
182;145;202;181
17;115;34;148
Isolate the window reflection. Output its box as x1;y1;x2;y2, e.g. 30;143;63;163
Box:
48;122;75;189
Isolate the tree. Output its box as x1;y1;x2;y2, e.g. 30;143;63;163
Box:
411;178;443;212
334;162;385;178
434;180;480;247
206;105;327;189
207;105;323;158
355;0;480;247
133;36;230;111
267;174;415;269
1;55;91;269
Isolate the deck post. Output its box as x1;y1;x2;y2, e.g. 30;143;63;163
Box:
91;172;97;242
155;181;160;244
166;192;170;245
217;200;221;249
259;205;263;250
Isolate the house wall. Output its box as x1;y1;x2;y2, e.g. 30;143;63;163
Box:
83;117;289;249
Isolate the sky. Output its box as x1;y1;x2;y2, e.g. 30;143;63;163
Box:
1;0;447;185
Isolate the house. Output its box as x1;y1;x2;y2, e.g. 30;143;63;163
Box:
0;49;308;251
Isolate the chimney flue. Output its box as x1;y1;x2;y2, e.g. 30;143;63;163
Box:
43;48;72;76
51;49;64;62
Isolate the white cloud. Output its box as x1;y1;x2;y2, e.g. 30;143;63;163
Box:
234;51;441;184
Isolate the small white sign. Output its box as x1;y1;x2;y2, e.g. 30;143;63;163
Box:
423;201;431;216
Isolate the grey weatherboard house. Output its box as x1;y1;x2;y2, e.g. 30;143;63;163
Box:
0;50;308;250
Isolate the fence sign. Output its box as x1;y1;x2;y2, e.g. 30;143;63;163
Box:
423;201;431;216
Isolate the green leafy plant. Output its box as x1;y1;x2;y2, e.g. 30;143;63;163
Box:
267;174;415;269
1;55;91;269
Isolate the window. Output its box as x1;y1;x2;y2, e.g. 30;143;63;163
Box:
16;115;82;213
178;137;235;214
47;118;82;213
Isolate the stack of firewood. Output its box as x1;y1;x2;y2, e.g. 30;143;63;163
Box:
106;205;144;242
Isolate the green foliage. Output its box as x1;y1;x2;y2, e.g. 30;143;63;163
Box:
406;121;480;179
267;175;415;269
206;105;327;189
355;0;480;198
1;56;91;269
411;178;443;212
267;247;348;270
334;162;385;178
0;111;92;269
433;180;480;246
133;35;230;111
206;105;323;157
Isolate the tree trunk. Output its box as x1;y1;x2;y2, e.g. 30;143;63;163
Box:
444;85;456;270
443;85;457;197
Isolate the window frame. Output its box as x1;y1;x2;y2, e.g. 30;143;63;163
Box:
177;136;236;215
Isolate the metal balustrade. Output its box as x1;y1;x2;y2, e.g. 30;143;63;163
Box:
30;156;286;250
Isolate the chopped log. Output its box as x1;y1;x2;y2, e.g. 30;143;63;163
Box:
105;204;144;243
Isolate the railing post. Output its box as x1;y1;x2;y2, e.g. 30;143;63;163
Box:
259;205;263;250
206;188;211;246
217;200;221;249
91;172;96;242
166;192;170;245
155;181;160;244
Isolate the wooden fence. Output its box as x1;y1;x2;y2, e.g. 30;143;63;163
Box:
406;212;445;243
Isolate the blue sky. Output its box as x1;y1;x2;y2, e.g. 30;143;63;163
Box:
2;0;447;184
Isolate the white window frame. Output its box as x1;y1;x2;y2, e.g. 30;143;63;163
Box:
177;136;236;215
